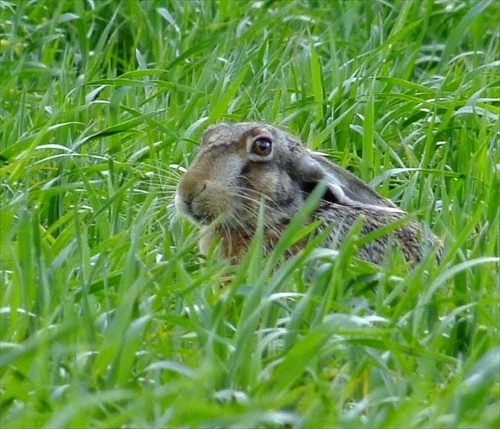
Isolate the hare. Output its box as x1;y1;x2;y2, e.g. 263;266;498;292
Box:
175;122;441;264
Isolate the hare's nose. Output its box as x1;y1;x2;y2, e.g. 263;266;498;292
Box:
177;175;208;205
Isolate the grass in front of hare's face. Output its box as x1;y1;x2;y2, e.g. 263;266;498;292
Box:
1;1;499;428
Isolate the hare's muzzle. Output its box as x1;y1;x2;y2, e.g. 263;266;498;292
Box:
175;176;205;221
175;175;231;225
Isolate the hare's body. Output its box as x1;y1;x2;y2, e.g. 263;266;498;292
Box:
175;122;440;264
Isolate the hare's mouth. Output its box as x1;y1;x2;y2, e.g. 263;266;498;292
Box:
175;191;224;225
190;213;214;225
192;210;232;227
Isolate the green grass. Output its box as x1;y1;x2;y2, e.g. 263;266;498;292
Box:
1;0;499;427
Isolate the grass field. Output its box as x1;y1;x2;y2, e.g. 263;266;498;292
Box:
1;0;499;428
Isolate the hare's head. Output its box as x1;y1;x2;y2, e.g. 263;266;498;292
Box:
175;123;303;231
175;122;402;233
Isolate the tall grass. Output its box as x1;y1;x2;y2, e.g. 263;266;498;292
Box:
1;0;499;428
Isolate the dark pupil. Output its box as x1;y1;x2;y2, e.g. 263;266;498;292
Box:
254;138;271;155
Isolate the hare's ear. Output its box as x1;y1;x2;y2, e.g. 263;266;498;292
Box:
291;150;403;213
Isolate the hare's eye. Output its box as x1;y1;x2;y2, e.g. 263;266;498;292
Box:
251;138;272;157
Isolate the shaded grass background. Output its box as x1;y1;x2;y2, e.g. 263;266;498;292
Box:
1;0;499;427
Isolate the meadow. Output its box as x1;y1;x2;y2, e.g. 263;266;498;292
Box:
1;0;499;427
